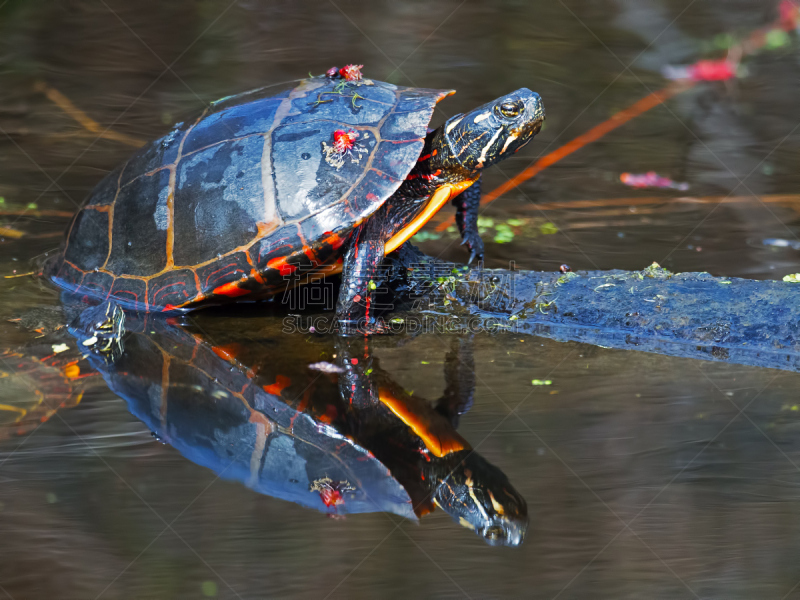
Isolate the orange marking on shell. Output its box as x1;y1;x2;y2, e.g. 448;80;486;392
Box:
250;269;266;285
263;374;290;396
267;256;297;276
213;281;251;298
303;245;318;263
324;232;345;250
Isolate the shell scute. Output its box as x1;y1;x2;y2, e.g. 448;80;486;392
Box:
83;164;123;207
345;168;403;220
63;208;109;272
271;121;375;222
109;278;147;312
148;270;199;310
174;136;266;266
106;169;171;277
79;271;114;300
182;96;285;156
197;252;252;297
370;139;426;182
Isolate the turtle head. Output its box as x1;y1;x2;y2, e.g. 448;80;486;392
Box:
68;300;126;363
434;88;544;173
434;451;528;547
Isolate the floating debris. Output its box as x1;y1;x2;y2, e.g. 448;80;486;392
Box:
0;227;24;239
663;59;738;82
339;64;364;82
308;361;344;374
783;273;800;283
620;171;689;191
321;129;367;169
763;238;800;250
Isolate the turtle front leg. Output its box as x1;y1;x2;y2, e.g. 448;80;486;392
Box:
336;221;390;336
436;335;476;428
452;176;484;264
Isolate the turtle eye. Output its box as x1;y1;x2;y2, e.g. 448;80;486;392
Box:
483;525;505;541
496;100;523;119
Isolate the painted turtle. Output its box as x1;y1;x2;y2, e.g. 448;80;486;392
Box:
44;67;544;332
4;300;526;545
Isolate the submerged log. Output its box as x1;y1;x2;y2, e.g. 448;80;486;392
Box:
384;247;800;373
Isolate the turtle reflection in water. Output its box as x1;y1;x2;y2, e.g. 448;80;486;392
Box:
38;300;525;546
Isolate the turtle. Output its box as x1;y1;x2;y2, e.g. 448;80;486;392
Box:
11;299;525;545
44;66;545;333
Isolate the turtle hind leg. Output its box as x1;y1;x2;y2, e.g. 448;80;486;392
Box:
67;300;126;363
452;176;484;264
335;219;391;336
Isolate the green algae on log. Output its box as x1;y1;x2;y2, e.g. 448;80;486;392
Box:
386;248;800;373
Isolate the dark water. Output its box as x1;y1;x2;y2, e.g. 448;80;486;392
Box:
2;1;800;598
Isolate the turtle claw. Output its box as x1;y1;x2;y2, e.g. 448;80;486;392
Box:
461;233;484;265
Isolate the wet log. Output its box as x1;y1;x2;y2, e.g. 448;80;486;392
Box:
386;247;800;373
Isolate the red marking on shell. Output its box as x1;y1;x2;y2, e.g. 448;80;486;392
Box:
163;304;179;312
366;192;380;203
326;66;340;78
333;129;359;154
263;374;291;396
351;358;358;365
338;64;363;81
352;294;361;303
267;256;297;276
213;281;251;298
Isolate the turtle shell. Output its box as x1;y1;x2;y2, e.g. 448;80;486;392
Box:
46;77;453;311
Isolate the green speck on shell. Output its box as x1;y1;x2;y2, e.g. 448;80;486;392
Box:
421;361;429;365
532;379;552;386
539;222;558;235
0;197;5;205
26;202;37;210
46;492;57;504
